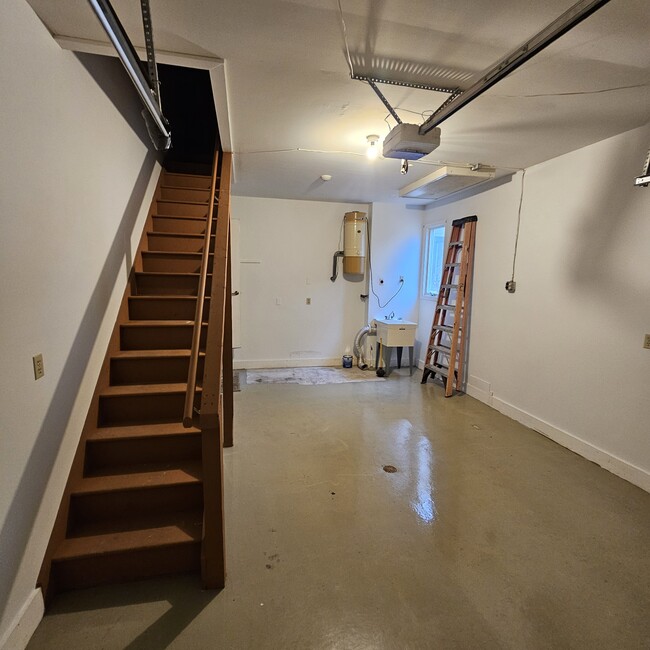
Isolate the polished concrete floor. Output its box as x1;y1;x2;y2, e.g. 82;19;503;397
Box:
29;370;650;649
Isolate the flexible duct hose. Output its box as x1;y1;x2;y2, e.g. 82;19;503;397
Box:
353;325;376;370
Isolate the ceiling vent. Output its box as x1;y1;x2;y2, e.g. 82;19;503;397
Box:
399;165;496;200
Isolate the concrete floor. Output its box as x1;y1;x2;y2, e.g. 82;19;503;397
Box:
29;370;650;649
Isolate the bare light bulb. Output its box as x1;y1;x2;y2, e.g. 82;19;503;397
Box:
366;134;380;160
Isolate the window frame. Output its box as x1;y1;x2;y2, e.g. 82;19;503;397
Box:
421;221;447;301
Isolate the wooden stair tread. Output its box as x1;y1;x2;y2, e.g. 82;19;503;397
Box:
112;349;205;359
129;295;207;300
163;172;211;179
153;214;207;221
148;231;214;238
160;185;211;191
88;422;201;441
54;517;202;561
157;198;210;206
135;271;211;277
73;461;202;495
100;382;200;397
121;320;206;327
142;250;211;257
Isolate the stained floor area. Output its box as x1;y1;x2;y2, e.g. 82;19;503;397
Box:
29;371;650;649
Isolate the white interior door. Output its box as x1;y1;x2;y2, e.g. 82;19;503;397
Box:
230;219;241;348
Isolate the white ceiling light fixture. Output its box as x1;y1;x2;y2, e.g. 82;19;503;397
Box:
366;134;380;160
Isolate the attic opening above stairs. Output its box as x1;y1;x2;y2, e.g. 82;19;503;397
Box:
158;64;218;176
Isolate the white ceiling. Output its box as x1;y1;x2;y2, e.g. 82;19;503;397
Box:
27;0;650;204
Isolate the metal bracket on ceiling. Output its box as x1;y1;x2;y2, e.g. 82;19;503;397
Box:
366;79;402;125
140;0;161;108
634;148;650;187
418;0;613;134
353;74;457;95
87;0;171;148
358;74;460;126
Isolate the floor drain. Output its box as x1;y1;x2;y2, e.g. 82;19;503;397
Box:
383;465;398;473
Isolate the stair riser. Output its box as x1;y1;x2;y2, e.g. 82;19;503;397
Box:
69;483;203;525
98;391;201;426
51;542;200;592
152;216;206;234
142;253;213;274
160;186;210;202
110;356;204;385
120;324;207;350
147;233;215;253
128;297;209;321
156;201;208;218
163;173;211;189
85;434;202;471
135;273;212;296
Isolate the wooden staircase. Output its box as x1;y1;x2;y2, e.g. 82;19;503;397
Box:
39;156;233;598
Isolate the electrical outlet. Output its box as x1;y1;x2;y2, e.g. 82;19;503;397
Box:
33;354;44;380
306;297;311;305
505;280;516;293
644;334;650;349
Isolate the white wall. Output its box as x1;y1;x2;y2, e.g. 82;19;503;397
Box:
419;124;650;491
231;196;369;368
367;202;423;324
0;1;160;646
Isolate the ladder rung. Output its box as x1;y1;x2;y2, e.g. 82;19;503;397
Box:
449;241;463;247
436;305;456;311
430;345;454;355
433;325;454;333
426;364;449;376
440;284;458;289
445;263;460;268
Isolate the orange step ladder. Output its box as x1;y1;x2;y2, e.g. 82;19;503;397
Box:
421;216;477;396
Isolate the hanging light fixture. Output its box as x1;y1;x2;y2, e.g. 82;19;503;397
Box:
366;134;380;160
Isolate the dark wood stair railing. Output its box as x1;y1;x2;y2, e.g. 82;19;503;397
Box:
183;150;234;587
183;147;220;428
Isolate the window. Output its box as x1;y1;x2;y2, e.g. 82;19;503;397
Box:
422;224;446;297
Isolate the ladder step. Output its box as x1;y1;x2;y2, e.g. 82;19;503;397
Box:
430;345;455;355
433;325;455;333
425;364;449;376
449;241;463;247
440;284;458;289
436;304;457;311
445;263;460;268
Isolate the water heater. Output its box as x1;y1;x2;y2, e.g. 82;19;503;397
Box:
343;211;367;275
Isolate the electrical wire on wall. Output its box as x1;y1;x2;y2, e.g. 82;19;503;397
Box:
508;169;527;291
365;219;404;309
337;0;355;77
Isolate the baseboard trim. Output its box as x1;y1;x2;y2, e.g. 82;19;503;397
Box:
469;391;650;493
0;589;44;650
234;357;340;370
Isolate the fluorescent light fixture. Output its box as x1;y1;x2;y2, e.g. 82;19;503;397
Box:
400;165;496;200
